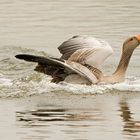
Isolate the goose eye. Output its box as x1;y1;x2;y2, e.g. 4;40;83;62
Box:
130;38;133;41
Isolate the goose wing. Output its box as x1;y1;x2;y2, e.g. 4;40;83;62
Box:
15;54;97;84
58;35;113;69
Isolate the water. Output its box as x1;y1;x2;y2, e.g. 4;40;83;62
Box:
0;0;140;140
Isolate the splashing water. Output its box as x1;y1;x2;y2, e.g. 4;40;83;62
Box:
1;72;140;98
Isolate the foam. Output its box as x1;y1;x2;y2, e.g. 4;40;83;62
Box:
0;74;12;87
23;76;140;95
0;74;140;98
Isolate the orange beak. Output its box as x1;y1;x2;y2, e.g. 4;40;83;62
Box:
135;35;140;42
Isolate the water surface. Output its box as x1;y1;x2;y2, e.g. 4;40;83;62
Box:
0;0;140;140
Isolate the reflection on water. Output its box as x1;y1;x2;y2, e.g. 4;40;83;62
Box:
17;108;103;122
16;106;105;140
13;94;140;140
119;101;140;137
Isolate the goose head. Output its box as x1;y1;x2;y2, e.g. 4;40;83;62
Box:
123;35;140;52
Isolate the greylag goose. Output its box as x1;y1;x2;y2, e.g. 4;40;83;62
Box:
15;35;140;85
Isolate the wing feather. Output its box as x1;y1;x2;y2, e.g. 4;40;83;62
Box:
58;35;113;69
15;54;97;84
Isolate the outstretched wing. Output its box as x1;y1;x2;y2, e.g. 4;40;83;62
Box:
15;54;66;77
58;35;113;69
15;54;98;84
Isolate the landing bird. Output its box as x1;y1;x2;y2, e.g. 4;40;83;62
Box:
15;35;140;85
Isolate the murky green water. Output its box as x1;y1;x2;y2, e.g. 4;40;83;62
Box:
0;0;140;140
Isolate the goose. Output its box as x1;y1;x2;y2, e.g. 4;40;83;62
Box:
15;35;140;85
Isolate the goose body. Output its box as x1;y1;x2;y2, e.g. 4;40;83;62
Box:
15;35;140;85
